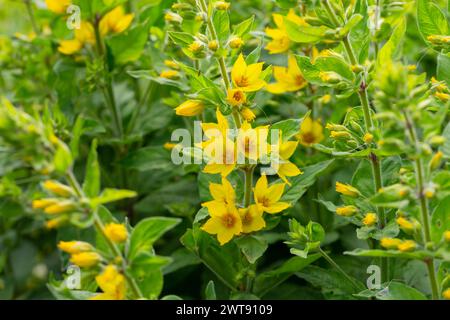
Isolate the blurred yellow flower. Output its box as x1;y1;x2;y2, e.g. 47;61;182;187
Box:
104;223;128;243
70;252;101;268
229;37;244;49
335;182;360;197
267;55;307;94
160;70;180;79
58;21;95;55
231;54;266;92
175;100;204;116
239;205;265;233
254;174;290;214
380;238;401;250
32;198;59;209
58;241;93;254
444;230;450;243
265;10;307;54
91;265;126;300
336;205;358;217
296;117;324;147
443;288;450;300
274;140;302;185
46;0;71;14
43;180;73;197
44;201;77;215
362;213;378;227
240;107;256;122
227;89;246;107
100;6;134;35
398;240;417;252
201;203;242;245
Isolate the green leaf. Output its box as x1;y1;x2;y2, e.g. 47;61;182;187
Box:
253;254;321;296
269;118;301;142
282;160;334;204
356;281;428;300
120;146;174;172
53;142;73;174
233;16;254;37
285;19;329;43
107;23;150;64
69;116;85;160
345;248;435;260
377;18;406;67
235;235;268;264
168;31;195;46
431;195;450;243
213;10;230;43
205;280;217;300
128;217;181;260
90;188;137;207
437;53;450;85
82;139;100;198
417;0;448;44
441;121;450;157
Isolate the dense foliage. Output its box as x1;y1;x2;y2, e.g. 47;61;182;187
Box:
0;0;449;300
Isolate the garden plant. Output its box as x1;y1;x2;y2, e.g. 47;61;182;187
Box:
0;0;449;301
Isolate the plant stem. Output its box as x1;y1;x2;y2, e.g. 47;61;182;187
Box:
243;166;254;207
318;247;362;291
65;169;144;299
93;18;124;139
402;111;439;300
126;81;154;135
198;0;241;128
323;0;389;283
24;0;39;35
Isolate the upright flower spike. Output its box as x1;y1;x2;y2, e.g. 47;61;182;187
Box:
201;203;242;245
100;6;134;35
254;174;290;214
46;0;71;14
239;205;266;233
202;177;236;208
231;54;266;92
296;117;324;147
90;265;126;300
104;223;128;243
265;10;307;54
266;55;307;94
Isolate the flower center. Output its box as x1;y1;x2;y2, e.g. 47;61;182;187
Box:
222;213;236;228
233;91;244;102
301;132;316;144
242;212;252;226
260;197;270;207
236;75;249;87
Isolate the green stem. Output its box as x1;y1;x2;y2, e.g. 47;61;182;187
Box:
126;81;154;135
323;0;389;283
243;167;254;207
24;0;39;35
318;247;362;291
403;111;439;300
65;170;144;299
198;0;241;128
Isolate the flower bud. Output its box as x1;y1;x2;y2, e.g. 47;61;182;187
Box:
362;212;378;227
319;71;341;83
159;70;180;80
430;151;443;171
443;230;450;243
44;200;77;215
45;216;68;229
43;180;74;197
435;92;450;102
58;241;93;254
429;135;445;147
188;40;205;56
336;205;358;217
351;64;364;73
443;288;450;300
214;1;230;10
229;37;244;49
335;182;360;197
104;223;128;243
32;198;59;209
70;252;101;268
164;11;183;24
396;216;420;234
424;185;436;199
175;100;205;117
208;40;219;51
320;94;331;104
326;123;347;131
380;237;402;249
164;60;180;70
363;133;374;144
330;131;351;140
240;107;256;122
398;240;417;252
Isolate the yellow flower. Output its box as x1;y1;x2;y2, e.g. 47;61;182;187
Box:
46;0;71;14
396;217;414;232
267;55;307;94
227;89;246;107
58;241;93;254
330;131;351;139
100;6;134;35
320;94;331;104
229;37;244;49
296;117;324;147
435;92;450;102
160;70;180;79
443;288;450;300
201;203;242;245
214;1;231;10
240;107;256;122
175;100;204;116
163;142;178;150
164;60;179;70
208;40;219;51
265;9;307;54
70;252;101;268
239;205;266;233
32;198;59;209
430;151;443;170
188;41;204;53
58;21;95;55
43;180;74;197
44;201;77;215
202;177;236;209
431;77;448;92
91;265;126;300
104;223;128;243
231;54;266;92
336;205;358;217
272;140;302;185
398;240;417;252
46;216;68;229
364;133;374;143
380;238;402;250
254;174;290;214
444;230;450;243
164;11;183;23
336;182;360;197
362;213;378;227
236;121;269;161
